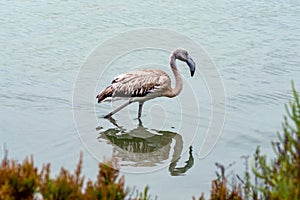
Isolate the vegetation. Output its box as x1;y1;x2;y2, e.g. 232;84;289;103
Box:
252;82;300;199
0;151;150;200
0;83;299;199
194;82;300;200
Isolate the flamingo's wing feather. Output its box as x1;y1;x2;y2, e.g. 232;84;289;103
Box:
97;70;170;103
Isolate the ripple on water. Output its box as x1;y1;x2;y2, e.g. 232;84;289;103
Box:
233;90;293;106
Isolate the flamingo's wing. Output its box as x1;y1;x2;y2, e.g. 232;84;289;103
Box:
96;69;170;103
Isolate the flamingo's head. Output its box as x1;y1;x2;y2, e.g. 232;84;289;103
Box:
174;49;196;77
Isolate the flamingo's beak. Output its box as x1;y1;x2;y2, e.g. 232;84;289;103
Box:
186;55;196;77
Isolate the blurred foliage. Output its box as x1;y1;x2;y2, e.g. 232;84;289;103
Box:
83;158;128;200
193;162;243;200
252;82;300;199
0;151;149;200
210;163;242;200
0;151;39;200
38;152;85;200
195;82;300;200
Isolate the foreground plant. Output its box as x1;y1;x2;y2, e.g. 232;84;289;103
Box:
252;82;300;199
0;151;149;200
194;82;300;200
83;158;128;200
0;151;39;199
193;162;243;200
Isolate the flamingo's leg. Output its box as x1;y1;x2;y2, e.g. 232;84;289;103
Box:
138;102;144;118
104;100;132;118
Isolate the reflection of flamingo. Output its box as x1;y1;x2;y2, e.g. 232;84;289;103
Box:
169;146;194;176
96;48;196;118
97;117;194;175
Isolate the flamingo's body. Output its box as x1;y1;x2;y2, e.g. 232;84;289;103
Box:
96;48;196;118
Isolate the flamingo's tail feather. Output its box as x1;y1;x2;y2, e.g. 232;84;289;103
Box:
96;86;113;103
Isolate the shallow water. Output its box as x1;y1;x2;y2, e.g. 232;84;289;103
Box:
1;0;300;199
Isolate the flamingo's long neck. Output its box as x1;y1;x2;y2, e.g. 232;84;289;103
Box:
168;54;183;97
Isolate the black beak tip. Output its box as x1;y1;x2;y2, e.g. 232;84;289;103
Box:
191;70;195;77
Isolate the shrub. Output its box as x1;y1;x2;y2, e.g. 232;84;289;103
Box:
0;150;39;200
0;151;149;200
83;158;128;200
39;152;85;200
252;82;300;199
194;82;300;200
193;162;243;200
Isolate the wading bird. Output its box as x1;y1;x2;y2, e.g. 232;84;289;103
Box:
96;48;196;118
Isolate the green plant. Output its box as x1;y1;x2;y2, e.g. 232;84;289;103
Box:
39;152;84;200
193;162;243;200
0;151;149;200
252;82;300;199
194;82;300;200
211;163;242;200
0;150;39;200
83;158;129;200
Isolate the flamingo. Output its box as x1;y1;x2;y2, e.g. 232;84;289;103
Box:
96;48;196;119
